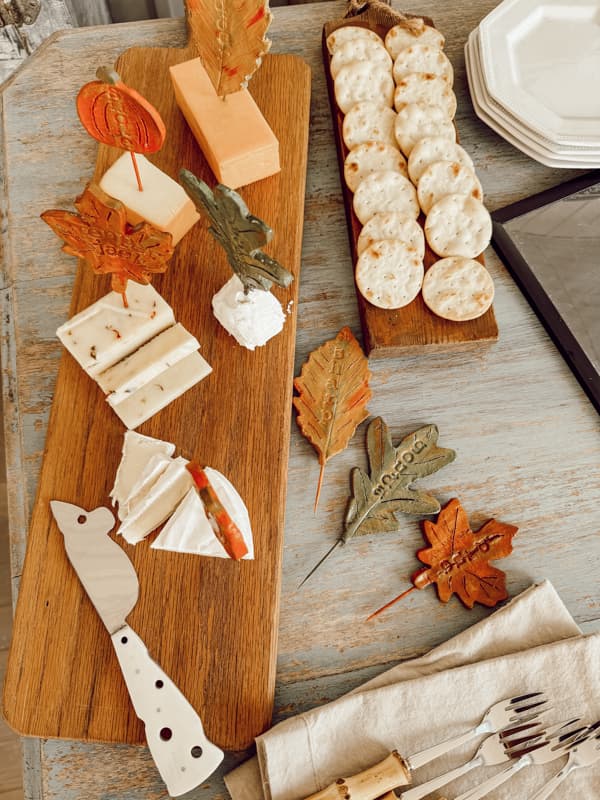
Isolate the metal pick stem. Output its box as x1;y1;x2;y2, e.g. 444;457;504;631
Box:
298;539;342;589
130;151;143;192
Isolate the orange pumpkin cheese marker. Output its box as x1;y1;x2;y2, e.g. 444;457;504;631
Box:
186;462;249;560
77;66;166;191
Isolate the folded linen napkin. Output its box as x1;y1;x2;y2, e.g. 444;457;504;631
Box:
226;581;599;800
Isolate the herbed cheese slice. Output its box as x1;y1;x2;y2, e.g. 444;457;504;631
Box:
151;468;254;559
56;283;174;376
99;153;199;246
117;456;194;545
96;323;201;401
110;430;176;511
107;350;212;430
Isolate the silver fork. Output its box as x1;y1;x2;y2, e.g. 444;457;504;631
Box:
399;723;544;799
406;693;549;771
527;723;600;800
453;719;586;800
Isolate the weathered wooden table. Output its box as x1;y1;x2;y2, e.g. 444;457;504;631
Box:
2;2;599;798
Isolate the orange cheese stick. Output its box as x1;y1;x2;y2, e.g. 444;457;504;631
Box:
186;462;249;560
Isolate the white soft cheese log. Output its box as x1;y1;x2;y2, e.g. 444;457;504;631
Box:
118;457;194;544
99;153;200;246
108;350;212;430
110;430;176;511
151;468;254;559
96;323;201;402
212;275;285;350
57;283;175;376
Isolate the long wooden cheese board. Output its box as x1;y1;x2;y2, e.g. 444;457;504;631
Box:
323;4;498;358
3;26;311;750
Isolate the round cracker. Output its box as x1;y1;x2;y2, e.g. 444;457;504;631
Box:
357;211;425;257
385;22;445;60
422;257;494;321
408;136;474;183
344;142;407;193
417;161;483;214
334;62;395;114
356;239;424;309
327;26;384;55
343;102;398;150
425;194;492;259
394;73;456;118
394;102;456;155
393;44;454;85
330;38;392;79
353;170;419;225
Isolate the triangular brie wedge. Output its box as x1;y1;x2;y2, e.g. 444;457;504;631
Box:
110;430;176;514
152;468;254;559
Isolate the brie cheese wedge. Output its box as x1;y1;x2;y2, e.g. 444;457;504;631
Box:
110;430;176;512
117;456;194;545
151;468;254;559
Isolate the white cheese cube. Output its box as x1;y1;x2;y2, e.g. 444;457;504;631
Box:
107;350;212;430
96;323;201;402
99;153;200;245
117;456;194;544
57;283;174;376
110;430;176;510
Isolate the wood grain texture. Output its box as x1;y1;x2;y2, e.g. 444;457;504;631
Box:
3;27;311;750
1;3;600;799
323;8;498;357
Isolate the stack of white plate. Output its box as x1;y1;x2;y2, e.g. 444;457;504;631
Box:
465;0;600;168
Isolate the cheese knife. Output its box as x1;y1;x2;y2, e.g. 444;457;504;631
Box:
50;500;224;796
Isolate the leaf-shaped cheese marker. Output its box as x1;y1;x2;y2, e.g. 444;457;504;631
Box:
368;498;518;619
186;0;272;96
344;417;456;541
293;327;371;511
299;416;455;587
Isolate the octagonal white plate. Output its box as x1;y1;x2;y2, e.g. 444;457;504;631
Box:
465;33;600;168
479;0;600;145
469;29;600;161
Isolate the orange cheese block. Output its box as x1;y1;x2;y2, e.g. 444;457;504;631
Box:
99;153;199;245
169;57;280;189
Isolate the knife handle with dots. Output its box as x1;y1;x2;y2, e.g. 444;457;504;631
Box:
111;624;224;797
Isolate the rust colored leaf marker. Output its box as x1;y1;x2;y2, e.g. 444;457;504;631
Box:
299;417;456;587
367;498;519;620
76;66;166;192
293;327;372;512
186;0;272;96
41;183;174;307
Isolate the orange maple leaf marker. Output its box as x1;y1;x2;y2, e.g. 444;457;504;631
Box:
367;498;518;620
76;66;166;191
41;183;174;307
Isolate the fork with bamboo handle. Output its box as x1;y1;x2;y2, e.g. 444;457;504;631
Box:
303;694;547;800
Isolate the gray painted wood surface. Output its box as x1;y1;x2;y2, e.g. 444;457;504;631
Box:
1;2;599;797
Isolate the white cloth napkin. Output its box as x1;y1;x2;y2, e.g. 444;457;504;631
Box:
226;581;600;800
